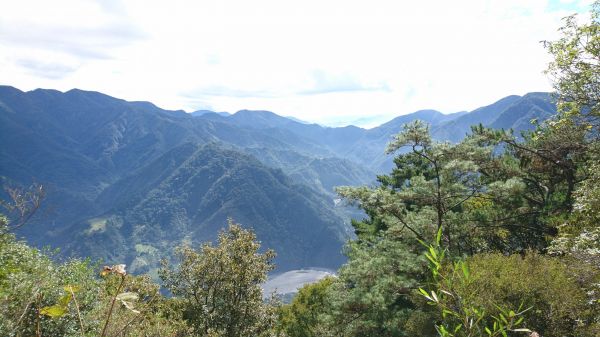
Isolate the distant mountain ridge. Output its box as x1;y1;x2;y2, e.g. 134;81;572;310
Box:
191;109;230;117
195;92;555;172
0;85;557;274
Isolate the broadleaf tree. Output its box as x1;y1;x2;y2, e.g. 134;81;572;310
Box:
160;219;278;336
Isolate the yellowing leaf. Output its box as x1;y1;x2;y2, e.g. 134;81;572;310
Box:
116;292;139;302
120;300;141;314
117;292;141;313
57;294;72;307
100;266;112;276
40;305;67;318
63;285;80;293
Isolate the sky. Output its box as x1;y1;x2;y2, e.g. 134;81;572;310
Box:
0;0;595;127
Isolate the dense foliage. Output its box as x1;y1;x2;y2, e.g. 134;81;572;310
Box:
278;3;600;336
0;216;276;336
160;220;278;336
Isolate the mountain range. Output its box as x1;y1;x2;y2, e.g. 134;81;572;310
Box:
0;85;556;274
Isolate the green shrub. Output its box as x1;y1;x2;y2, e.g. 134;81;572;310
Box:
453;252;592;337
277;277;335;337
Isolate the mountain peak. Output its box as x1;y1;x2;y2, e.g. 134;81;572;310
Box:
0;85;24;96
229;109;298;129
234;109;279;117
411;109;445;119
377;109;445;131
192;109;227;116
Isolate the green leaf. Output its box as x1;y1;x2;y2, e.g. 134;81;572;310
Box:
461;262;470;279
436;226;443;245
437;325;449;334
429;246;438;259
442;309;458;318
499;313;508;324
517;306;533;315
425;253;440;268
418;288;433;301
40;305;68;318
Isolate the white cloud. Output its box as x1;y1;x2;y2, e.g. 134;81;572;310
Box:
0;0;593;126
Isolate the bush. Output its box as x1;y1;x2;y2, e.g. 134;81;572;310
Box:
452;252;593;337
0;233;189;336
277;277;335;337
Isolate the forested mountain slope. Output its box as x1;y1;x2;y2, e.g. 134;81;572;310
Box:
0;86;352;272
59;143;347;272
0;85;557;273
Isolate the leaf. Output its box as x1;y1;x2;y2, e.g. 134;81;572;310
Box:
461;262;470;279
425;253;440;268
40;305;68;318
63;285;80;293
440;289;453;296
511;328;532;332
437;325;449;334
517;306;533;315
442;309;458;318
117;292;141;313
418;288;433;301
116;292;139;302
120;300;141;314
436;226;443;245
499;313;508;324
57;294;72;307
429;246;438;259
431;290;438;302
416;238;427;247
